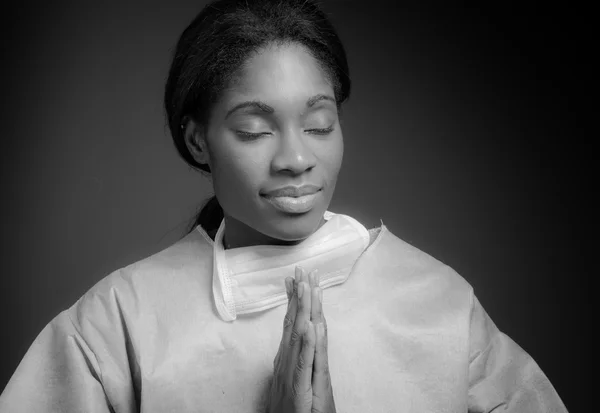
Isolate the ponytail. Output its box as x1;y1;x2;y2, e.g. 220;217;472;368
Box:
188;195;224;236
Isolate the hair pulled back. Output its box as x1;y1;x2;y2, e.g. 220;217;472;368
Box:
164;0;351;236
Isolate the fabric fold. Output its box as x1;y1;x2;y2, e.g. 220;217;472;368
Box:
205;211;370;321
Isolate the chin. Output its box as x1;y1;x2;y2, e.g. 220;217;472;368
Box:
265;208;325;242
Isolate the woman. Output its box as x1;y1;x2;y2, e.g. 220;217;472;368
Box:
0;0;567;412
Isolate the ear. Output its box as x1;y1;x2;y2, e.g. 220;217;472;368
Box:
182;117;211;167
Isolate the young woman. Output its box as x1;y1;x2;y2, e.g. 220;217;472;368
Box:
0;0;567;412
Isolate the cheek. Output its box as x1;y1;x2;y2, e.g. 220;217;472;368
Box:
211;148;263;199
320;133;344;176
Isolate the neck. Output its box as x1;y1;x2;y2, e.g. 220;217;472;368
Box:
222;214;326;249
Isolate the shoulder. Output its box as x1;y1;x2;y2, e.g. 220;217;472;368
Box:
68;229;213;333
362;224;474;306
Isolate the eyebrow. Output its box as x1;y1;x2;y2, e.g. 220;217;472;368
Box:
224;94;336;119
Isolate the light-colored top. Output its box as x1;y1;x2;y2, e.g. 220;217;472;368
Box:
0;215;567;412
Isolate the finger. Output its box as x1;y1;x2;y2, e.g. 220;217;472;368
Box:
301;266;309;290
285;276;293;306
295;264;302;286
308;268;317;289
310;270;322;324
295;320;316;395
274;276;295;370
282;270;301;349
288;276;312;381
291;280;311;350
312;319;330;396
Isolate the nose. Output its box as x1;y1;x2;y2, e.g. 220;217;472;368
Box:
271;128;317;175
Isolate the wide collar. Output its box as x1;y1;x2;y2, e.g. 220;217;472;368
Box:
196;211;374;322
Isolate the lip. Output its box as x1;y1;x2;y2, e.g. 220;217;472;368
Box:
262;192;321;214
261;184;322;198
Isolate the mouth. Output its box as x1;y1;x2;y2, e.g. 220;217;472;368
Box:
261;189;322;214
261;184;322;198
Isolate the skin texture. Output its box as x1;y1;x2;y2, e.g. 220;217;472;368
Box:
269;266;336;413
184;42;339;412
183;42;344;249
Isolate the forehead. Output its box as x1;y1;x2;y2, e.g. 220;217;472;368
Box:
223;43;333;105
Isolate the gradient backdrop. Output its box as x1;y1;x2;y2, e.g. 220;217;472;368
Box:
0;1;588;410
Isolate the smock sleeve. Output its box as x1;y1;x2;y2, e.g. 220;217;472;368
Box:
467;294;568;412
0;311;112;413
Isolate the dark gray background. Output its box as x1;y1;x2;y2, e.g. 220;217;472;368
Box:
1;1;588;410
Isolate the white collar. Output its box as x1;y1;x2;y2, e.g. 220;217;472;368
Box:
197;211;371;322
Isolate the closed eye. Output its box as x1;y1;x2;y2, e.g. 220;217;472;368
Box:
235;126;334;140
236;130;269;140
306;126;334;135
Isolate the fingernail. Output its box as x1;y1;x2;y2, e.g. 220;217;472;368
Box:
309;271;315;286
298;282;304;298
295;266;302;283
317;323;324;336
314;269;320;285
318;288;322;303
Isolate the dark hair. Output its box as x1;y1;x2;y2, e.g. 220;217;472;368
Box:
164;0;351;236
